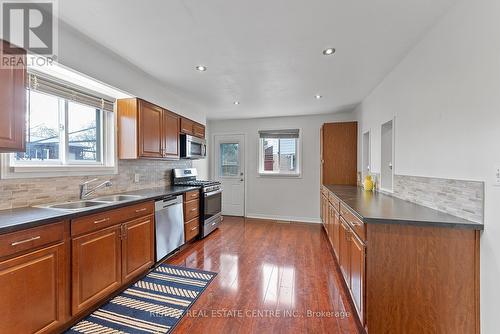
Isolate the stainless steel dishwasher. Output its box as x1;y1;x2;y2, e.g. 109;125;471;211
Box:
155;194;184;262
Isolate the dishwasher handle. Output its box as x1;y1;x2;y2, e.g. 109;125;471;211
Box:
155;195;183;210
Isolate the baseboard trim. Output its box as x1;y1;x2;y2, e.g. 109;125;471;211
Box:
245;213;321;224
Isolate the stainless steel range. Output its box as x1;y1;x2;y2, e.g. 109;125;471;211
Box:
172;168;222;238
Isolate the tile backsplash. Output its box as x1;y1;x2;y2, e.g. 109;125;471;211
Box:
0;159;192;210
393;174;484;223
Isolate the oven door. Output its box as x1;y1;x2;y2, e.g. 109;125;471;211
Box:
204;189;222;222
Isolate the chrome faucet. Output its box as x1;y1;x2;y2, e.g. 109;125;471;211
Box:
79;178;112;199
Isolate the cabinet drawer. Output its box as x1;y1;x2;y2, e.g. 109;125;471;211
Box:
71;201;154;237
340;204;366;241
184;190;200;201
0;222;65;259
328;192;340;211
185;217;199;242
184;199;200;221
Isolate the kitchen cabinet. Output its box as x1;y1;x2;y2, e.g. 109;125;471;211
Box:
320;185;480;332
163;110;180;158
122;216;155;282
0;40;26;152
181;117;206;139
183;190;200;242
117;98;180;159
320;122;357;185
0;222;68;334
350;231;365;321
71;201;154;315
338;218;351;287
71;225;122;315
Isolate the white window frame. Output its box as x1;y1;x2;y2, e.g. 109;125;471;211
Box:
258;129;302;178
0;91;117;180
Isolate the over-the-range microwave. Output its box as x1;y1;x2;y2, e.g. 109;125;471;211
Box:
180;134;206;159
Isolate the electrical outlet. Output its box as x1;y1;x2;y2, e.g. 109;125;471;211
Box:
134;173;140;183
495;167;500;186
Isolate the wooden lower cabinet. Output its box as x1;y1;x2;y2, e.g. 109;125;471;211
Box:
350;232;365;322
338;218;351;287
321;187;480;333
71;225;122;315
122;216;155;282
0;242;67;334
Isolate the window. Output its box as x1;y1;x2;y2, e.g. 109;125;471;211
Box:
2;70;118;178
258;129;301;176
219;143;239;177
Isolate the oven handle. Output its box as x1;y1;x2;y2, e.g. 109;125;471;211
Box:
204;189;223;197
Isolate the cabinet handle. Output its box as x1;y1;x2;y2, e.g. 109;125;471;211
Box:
190;226;198;231
11;236;40;246
135;208;147;213
190;208;197;212
94;218;110;224
191;193;197;198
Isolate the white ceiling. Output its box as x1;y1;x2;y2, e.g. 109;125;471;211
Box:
59;0;457;120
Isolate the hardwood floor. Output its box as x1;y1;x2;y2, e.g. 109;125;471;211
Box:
166;216;361;333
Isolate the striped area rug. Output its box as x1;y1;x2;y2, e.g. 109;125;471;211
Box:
66;264;217;334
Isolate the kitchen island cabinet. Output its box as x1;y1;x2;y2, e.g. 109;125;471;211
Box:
320;184;482;333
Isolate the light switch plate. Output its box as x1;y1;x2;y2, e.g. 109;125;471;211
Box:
134;173;140;183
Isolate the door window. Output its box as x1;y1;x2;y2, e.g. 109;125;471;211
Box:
219;143;239;177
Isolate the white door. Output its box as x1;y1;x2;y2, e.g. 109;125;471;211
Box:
381;120;394;191
214;134;245;216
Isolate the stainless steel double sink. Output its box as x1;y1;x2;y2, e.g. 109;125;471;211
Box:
37;194;144;212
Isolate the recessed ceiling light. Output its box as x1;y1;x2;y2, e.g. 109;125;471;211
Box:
234;101;240;105
315;95;323;99
322;48;336;56
196;65;207;71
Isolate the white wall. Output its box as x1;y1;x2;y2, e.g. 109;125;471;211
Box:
353;0;500;331
208;112;355;223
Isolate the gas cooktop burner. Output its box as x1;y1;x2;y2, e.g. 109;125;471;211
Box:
176;180;221;187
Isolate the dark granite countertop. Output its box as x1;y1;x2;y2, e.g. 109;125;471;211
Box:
324;185;484;230
0;185;200;235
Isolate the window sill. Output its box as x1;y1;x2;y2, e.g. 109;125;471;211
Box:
0;158;117;179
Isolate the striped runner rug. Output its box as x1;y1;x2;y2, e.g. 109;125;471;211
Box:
66;264;217;334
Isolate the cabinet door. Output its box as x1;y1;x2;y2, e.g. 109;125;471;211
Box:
332;210;340;259
328;205;335;246
193;123;205;138
0;40;26;152
122;216;155;282
72;225;122;315
163;110;180;158
339;218;351;287
0;242;66;334
350;233;366;325
180;117;194;135
138;100;163;158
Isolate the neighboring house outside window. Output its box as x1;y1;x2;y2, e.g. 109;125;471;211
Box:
258;129;301;176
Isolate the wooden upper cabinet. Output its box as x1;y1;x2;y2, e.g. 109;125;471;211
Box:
321;122;357;185
117;98;180;159
163;110;180;158
180;117;194;135
122;216;155;283
193;123;205;138
138;100;163;158
0;40;26;152
181;117;206;139
0;242;67;334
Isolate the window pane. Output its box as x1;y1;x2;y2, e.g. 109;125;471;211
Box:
261;138;298;174
220;143;239;176
279;138;297;173
15;91;61;162
68;102;101;162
